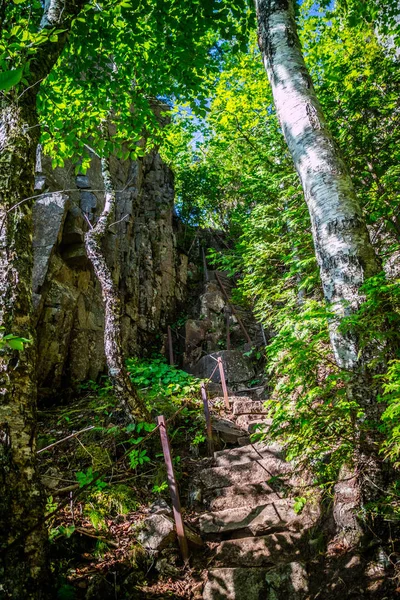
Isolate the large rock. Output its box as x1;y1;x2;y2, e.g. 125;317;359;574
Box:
203;568;270;600
191;350;254;384
214;532;304;567
33;145;188;394
204;482;281;512
211;417;248;444
203;563;309;600
136;514;176;552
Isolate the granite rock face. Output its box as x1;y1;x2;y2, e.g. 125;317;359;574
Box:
33;148;188;394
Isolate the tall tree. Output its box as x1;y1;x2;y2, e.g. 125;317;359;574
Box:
0;1;87;596
254;0;390;542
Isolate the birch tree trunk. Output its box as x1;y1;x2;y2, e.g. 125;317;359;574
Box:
255;0;386;543
0;2;86;595
85;153;149;421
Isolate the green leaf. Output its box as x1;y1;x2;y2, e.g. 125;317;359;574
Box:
0;68;23;92
7;339;24;351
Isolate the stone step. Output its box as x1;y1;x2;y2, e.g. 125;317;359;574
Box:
199;499;320;537
203;568;270;600
213;531;304;567
199;456;291;490
205;482;282;511
211;417;248;444
232;400;268;415
213;443;283;468
235;414;271;432
203;563;309;600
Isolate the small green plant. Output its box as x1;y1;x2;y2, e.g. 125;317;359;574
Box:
0;329;31;351
129;448;151;469
57;414;71;426
94;539;109;558
152;481;168;494
192;432;206;446
243;347;262;360
75;467;107;490
49;524;75;542
293;496;307;515
45;496;58;515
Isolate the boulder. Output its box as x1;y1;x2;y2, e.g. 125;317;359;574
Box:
211;417;248;444
136;514;176;552
137;511;202;554
191;350;254;384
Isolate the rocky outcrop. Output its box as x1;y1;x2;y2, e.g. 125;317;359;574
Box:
33;148;188;395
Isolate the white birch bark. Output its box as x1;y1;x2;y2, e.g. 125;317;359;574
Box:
255;0;392;543
255;0;381;378
85;146;149;421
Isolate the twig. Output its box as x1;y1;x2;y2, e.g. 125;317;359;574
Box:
108;214;130;229
17;78;44;101
55;484;80;494
37;425;95;454
75;527;119;548
83;212;94;229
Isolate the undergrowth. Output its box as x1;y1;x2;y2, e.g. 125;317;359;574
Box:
38;356;207;597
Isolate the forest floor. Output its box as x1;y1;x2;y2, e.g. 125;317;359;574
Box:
37;387;399;600
37;389;211;599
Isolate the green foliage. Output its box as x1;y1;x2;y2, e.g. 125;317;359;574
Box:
126;356;201;407
293;496;307;515
0;68;22;91
191;432;206;446
35;0;252;169
164;3;400;502
152;481;168;494
49;524;75;542
0;328;31;352
45;496;58;515
84;485;139;529
128;448;150;469
75;467;107;490
380;361;400;466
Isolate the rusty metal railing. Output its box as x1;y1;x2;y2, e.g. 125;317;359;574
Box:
157;415;189;563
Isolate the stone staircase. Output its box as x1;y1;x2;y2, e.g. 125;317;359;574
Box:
196;394;320;600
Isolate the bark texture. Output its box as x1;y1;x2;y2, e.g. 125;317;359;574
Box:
85;153;149;421
0;1;86;596
255;0;387;543
0;96;51;600
255;0;382;388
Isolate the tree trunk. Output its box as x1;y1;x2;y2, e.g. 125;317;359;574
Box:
85;154;149;421
0;96;51;599
0;2;87;595
255;0;386;543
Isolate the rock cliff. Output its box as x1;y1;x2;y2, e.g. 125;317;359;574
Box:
33;147;188;396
